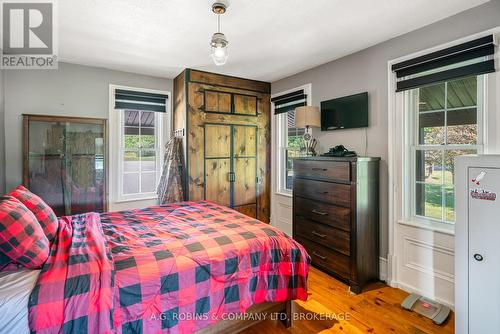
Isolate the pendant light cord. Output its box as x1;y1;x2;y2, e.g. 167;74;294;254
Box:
217;14;221;33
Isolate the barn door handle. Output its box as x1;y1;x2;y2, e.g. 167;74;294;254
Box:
313;252;327;260
311;209;327;216
312;231;327;238
228;172;235;182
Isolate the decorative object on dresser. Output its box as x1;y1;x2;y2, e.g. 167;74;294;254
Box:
173;69;271;222
23;114;107;216
323;145;357;157
293;156;380;293
295;105;320;156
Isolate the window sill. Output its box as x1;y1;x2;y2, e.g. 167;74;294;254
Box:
398;219;455;236
275;191;293;198
114;195;158;204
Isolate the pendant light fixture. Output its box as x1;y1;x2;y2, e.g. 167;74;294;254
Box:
210;1;229;66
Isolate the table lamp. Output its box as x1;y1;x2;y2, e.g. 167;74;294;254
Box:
295;106;320;155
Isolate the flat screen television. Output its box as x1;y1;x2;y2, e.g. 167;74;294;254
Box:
321;92;368;131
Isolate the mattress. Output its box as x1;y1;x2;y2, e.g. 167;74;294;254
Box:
0;269;40;334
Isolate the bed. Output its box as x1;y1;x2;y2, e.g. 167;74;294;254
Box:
0;269;41;333
23;201;309;333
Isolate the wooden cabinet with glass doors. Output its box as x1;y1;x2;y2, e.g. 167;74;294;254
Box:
23;115;107;216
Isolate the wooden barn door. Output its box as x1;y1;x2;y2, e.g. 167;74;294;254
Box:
232;125;258;218
204;123;258;218
204;124;231;207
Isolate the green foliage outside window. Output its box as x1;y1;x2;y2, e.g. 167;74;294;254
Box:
124;135;155;149
415;76;479;223
124;135;156;161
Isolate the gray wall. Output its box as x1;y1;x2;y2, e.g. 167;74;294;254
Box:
271;0;500;257
4;62;172;191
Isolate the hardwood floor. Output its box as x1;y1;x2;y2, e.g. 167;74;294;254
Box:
241;267;454;334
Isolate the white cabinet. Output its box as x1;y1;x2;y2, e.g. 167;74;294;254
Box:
456;155;500;334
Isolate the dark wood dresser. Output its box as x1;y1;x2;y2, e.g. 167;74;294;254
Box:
292;156;380;293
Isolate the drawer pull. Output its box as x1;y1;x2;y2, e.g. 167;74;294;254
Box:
312;168;327;171
312;251;327;260
312;231;327;238
311;209;327;216
318;191;329;195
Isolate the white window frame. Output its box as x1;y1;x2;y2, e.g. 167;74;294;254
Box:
273;84;311;196
387;28;499;288
109;85;170;203
389;30;499;237
117;110;162;201
405;77;485;226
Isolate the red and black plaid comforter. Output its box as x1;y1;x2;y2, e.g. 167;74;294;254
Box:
29;201;309;333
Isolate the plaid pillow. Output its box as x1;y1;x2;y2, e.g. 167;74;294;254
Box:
10;185;59;244
0;196;49;269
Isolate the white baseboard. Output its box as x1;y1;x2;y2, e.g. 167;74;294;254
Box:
379;257;388;282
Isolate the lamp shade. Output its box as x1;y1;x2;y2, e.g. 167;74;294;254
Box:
295;106;320;128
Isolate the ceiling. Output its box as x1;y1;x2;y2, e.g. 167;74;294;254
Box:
58;0;489;82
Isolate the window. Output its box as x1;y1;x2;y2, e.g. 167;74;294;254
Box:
120;110;161;197
110;86;169;202
273;86;309;194
278;110;305;191
407;75;484;224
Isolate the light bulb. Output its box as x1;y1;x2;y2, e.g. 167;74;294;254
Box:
211;45;228;66
214;47;226;58
210;32;229;66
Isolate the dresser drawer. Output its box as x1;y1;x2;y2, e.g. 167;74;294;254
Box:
294;178;351;207
295;236;350;279
294;217;350;256
294;197;350;231
294;160;350;182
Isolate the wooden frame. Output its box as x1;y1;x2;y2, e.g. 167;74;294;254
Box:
196;301;291;334
22;114;108;214
199;89;259;117
188;68;271;93
173;69;271;223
